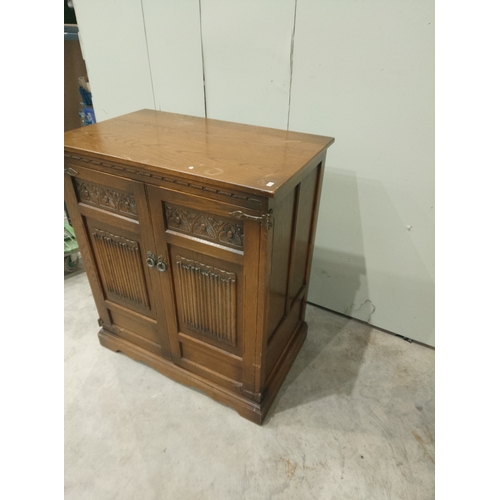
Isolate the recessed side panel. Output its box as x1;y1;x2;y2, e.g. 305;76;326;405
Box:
264;164;323;379
266;188;295;340
288;164;321;302
265;299;302;383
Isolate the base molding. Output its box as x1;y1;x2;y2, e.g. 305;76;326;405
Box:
98;321;307;425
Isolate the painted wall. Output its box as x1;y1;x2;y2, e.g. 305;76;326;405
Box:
73;0;435;346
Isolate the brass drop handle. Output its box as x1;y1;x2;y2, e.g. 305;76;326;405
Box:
146;251;156;268
157;256;167;272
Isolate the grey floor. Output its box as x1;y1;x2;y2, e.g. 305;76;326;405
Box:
65;265;435;500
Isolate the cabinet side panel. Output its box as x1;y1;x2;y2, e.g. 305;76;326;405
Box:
264;161;324;384
288;165;321;302
265;299;302;380
266;189;295;339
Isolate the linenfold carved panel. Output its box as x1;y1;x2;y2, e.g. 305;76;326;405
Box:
175;256;237;346
74;178;138;218
165;205;243;248
91;228;150;308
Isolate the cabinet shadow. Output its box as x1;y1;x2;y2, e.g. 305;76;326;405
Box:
267;302;372;420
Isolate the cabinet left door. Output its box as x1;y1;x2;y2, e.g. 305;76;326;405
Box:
64;163;171;359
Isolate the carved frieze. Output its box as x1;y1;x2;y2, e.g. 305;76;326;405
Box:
74;178;138;218
65;154;263;205
166;206;243;248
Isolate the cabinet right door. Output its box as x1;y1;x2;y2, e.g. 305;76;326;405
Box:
147;185;263;398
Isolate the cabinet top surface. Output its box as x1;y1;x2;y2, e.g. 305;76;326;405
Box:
64;109;334;197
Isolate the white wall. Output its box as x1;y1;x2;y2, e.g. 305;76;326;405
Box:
289;1;435;346
72;0;435;345
74;0;155;120
200;0;296;129
141;0;206;117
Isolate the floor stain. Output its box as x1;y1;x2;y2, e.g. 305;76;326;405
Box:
412;430;435;464
280;458;297;478
278;457;328;478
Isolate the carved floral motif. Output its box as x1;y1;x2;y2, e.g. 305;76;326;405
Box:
74;179;138;217
165;206;243;248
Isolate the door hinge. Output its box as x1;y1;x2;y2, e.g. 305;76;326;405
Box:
98;318;123;335
229;209;273;229
64;167;79;176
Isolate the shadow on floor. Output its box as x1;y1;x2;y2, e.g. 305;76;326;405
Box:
64;268;371;424
267;303;372;420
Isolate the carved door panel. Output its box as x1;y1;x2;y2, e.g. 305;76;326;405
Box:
64;164;171;359
147;185;262;396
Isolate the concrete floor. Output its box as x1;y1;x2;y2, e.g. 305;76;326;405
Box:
65;266;435;500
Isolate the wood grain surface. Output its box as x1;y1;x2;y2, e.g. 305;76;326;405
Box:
64;109;334;197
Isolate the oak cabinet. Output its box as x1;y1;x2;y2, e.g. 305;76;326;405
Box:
64;110;334;424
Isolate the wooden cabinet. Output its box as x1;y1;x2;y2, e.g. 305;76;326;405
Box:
64;110;334;424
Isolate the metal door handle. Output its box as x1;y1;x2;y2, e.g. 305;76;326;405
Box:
146;251;156;268
157;256;167;272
